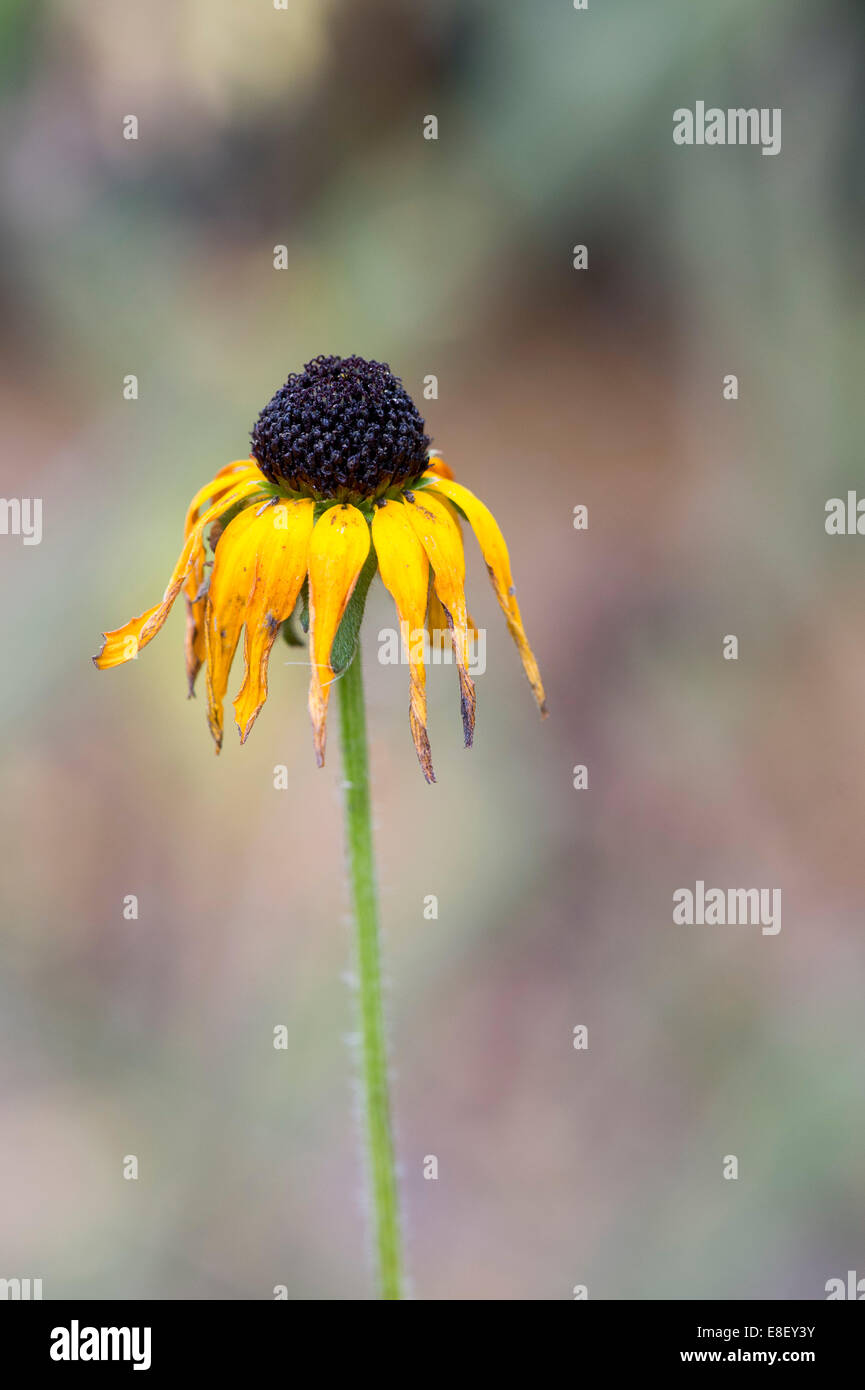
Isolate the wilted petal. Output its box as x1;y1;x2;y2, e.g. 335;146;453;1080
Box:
402;489;476;747
307;505;371;767
372;499;434;783
426;476;546;716
93;474;265;670
204;503;267;750
183;461;263;694
233;499;315;743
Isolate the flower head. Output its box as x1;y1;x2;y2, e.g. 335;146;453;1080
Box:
251;354;430;501
93;356;546;781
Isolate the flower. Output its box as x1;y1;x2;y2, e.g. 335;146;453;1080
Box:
93;355;546;781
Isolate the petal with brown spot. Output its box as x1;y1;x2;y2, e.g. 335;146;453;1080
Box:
307;505;371;767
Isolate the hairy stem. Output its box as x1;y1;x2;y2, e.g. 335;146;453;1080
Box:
337;649;403;1299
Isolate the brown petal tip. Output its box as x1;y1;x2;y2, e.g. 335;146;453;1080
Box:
458;672;476;748
412;720;436;784
311;715;327;767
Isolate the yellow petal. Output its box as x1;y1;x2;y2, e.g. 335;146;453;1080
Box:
183;459;263;539
426;476;547;716
426;584;478;649
204;502;266;750
402;490;476;747
93;475;266;670
183;587;207;696
427;585;450;643
422;495;479;643
233;499;315;743
183;547;209;697
424;456;455;481
183;465;261;694
372;500;434;783
307;504;371;767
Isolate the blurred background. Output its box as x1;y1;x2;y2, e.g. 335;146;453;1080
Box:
1;0;864;1300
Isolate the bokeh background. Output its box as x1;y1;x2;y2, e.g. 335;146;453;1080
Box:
1;0;864;1300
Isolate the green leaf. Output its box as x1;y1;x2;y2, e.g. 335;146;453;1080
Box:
330;546;378;673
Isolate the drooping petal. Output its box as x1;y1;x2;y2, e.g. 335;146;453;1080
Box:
93;475;266;670
427;584;478;648
307;504;371;766
421;493;478;645
184;585;208;696
183;536;210;696
182;460;263;540
183;460;264;694
372;500;435;783
233;499;315;743
402;490;476;747
426;476;547;716
426;584;450;649
204;503;267;750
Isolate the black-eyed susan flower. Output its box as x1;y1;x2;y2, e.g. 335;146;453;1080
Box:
94;355;546;781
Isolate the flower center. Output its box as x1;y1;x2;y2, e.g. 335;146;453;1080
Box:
250;355;431;501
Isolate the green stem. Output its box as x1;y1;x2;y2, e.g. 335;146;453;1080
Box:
337;648;404;1300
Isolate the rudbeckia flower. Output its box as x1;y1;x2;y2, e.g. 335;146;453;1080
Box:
94;355;546;781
